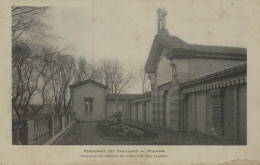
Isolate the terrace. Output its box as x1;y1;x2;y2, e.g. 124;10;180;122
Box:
12;113;76;145
12;115;245;145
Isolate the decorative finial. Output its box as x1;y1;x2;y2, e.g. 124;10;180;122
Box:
157;8;168;34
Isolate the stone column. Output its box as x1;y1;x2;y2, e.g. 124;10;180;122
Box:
13;125;22;145
209;89;225;137
192;93;197;132
62;115;66;130
233;86;239;139
130;103;133;120
179;94;186;131
170;61;181;131
171;84;181;131
157;91;163;127
148;73;157;126
146;101;149;123
68;114;71;123
51;116;55;137
139;102;143;122
114;100;118;113
27;120;35;145
149;101;152;124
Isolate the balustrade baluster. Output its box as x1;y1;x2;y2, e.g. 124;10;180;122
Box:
12;113;76;145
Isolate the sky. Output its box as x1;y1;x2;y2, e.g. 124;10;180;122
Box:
43;1;247;93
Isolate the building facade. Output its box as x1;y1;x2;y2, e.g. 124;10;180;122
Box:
70;8;247;142
70;79;107;121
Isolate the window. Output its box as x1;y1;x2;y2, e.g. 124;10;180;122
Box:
84;98;93;113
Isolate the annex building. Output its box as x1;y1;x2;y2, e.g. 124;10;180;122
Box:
70;8;247;142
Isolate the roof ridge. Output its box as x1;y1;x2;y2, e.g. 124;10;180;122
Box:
189;43;246;49
69;79;107;89
145;33;247;74
180;63;247;86
106;93;145;101
108;93;141;94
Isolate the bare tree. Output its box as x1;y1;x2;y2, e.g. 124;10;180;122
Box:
12;6;50;43
88;62;103;83
74;57;88;83
138;67;149;93
12;41;56;118
101;58;135;94
74;57;104;84
12;6;75;118
49;54;76;114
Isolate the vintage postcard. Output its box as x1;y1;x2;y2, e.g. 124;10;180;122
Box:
0;0;260;164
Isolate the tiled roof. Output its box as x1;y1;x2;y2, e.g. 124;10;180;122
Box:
157;30;246;55
106;91;152;101
129;91;151;101
145;31;247;73
189;44;246;55
106;94;143;101
69;79;107;89
157;35;190;49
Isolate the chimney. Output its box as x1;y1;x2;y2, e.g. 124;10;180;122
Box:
157;8;168;34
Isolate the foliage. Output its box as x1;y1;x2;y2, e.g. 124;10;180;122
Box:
96;120;158;140
112;111;122;125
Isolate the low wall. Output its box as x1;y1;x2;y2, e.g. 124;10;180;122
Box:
12;113;76;145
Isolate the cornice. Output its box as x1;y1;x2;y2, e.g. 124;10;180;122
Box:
180;64;247;94
180;64;246;88
166;49;247;60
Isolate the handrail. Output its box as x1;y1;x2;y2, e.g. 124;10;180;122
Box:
12;112;76;122
12;112;76;145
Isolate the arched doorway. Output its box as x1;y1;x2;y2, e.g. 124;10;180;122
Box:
163;90;170;127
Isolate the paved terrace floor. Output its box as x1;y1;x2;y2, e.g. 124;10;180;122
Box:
57;121;245;145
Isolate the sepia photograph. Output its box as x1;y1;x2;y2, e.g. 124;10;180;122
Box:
12;4;247;146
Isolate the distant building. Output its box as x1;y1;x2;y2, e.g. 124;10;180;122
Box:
70;8;247;142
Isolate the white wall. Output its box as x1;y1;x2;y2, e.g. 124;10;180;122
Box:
156;49;172;86
71;83;106;121
188;58;246;78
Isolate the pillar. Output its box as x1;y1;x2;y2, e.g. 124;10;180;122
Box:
51;116;55;137
13;126;22;145
148;73;157;126
170;61;181;131
68;114;71;123
233;86;239;139
62;115;66;130
27;120;35;145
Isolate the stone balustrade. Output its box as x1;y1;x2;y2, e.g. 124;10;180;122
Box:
12;113;76;145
